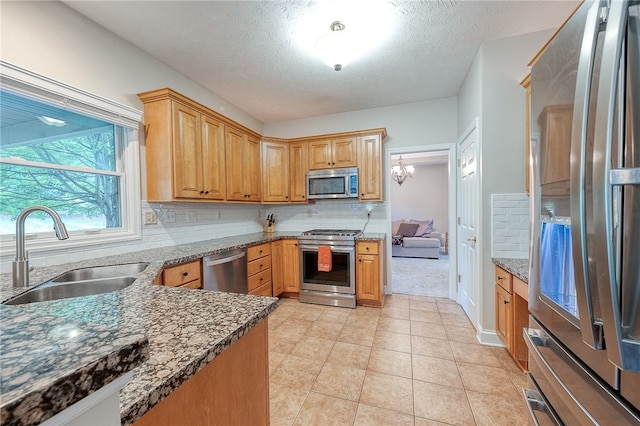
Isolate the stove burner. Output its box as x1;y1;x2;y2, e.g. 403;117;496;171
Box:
301;229;362;237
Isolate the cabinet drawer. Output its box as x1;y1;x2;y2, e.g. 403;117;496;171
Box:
180;279;202;289
495;266;513;293
248;256;272;277
247;243;271;261
357;241;379;255
249;280;272;297
164;260;201;286
248;269;271;292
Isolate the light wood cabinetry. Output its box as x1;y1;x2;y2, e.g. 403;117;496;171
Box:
356;240;384;307
289;142;308;202
138;89;227;202
271;239;300;296
495;266;529;370
539;104;572;186
521;74;532;194
226;127;261;202
308;137;357;170
270;240;284;296
157;260;202;289
261;140;290;203
357;133;383;201
134;319;269;426
247;243;272;296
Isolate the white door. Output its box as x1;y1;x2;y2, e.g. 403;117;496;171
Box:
457;119;479;326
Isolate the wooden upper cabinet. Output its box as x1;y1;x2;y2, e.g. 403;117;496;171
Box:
226;126;261;202
357;133;383;201
139;93;226;202
521;74;532;195
289;142;308;203
540;104;572;186
308;137;357;170
261;140;290;203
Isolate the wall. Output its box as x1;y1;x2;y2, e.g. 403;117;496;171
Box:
390;163;449;234
457;29;554;343
491;194;530;258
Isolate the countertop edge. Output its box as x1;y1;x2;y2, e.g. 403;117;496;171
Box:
492;257;530;283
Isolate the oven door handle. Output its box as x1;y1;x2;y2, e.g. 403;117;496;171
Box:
299;244;354;252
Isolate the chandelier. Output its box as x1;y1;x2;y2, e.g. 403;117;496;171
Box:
391;156;415;186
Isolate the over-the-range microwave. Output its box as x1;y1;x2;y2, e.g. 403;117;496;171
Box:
306;167;358;199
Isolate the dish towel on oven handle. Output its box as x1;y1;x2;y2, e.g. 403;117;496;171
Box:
317;245;332;272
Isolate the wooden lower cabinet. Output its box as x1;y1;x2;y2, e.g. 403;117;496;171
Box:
247;243;272;296
495;265;529;370
156;260;202;289
272;239;299;297
270;240;284;296
133;319;269;426
356;240;384;307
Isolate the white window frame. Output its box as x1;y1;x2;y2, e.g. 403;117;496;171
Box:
0;61;143;254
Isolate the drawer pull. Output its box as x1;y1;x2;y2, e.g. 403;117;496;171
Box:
182;272;188;277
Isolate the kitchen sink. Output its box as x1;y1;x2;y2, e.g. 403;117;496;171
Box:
3;263;148;305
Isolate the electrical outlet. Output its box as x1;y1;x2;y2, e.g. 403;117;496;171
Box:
216;210;222;219
143;211;157;225
164;210;176;223
186;210;197;222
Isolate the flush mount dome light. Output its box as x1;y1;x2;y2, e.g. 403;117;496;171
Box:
315;21;356;71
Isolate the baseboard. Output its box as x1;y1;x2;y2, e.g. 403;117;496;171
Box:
477;328;505;347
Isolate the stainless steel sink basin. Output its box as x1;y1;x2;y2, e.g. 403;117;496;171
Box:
50;263;149;282
3;262;148;305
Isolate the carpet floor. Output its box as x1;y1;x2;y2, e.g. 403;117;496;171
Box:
391;255;450;298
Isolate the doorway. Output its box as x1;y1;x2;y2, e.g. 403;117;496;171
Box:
385;144;457;299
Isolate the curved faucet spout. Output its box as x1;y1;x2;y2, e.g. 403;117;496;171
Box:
13;206;69;287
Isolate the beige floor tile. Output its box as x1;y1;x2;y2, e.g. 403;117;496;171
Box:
326;341;371;369
316;308;351;325
409;310;443;325
269;334;297;355
347;315;380;332
385;294;410;308
411;335;453;360
436;302;466;315
269;351;287;375
490;346;523;373
269;382;309;426
360;371;414;415
444;325;479;344
414;417;450;425
409;300;439;312
449;341;503;368
381;307;411;320
410;321;447;340
274;318;315;341
293;391;358;426
354;403;415;426
412;354;463;388
457;362;521;398
373;330;412;353
305;320;344;340
290;335;335;362
440;312;474;328
509;369;528;392
367;347;413;378
410;295;439;304
377;317;411;334
270;354;324;390
413;380;475;425
338;324;376;347
289;306;324;321
466;390;528;426
312;362;366;401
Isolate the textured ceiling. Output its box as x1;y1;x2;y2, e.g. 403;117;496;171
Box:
63;0;580;124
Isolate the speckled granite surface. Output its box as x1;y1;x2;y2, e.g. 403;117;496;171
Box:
492;258;530;283
0;232;293;425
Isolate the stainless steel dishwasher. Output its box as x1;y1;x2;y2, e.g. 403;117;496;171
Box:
202;249;247;293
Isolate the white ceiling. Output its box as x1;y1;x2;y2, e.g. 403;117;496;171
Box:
63;0;580;124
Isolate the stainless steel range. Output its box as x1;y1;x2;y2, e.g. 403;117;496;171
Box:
298;229;362;308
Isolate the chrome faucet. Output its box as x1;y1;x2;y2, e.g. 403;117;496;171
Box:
13;206;69;287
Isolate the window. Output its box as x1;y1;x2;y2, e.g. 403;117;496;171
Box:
0;61;143;251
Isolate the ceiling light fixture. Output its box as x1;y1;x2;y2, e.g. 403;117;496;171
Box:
391;156;415;186
315;21;355;71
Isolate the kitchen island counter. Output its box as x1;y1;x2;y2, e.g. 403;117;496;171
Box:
0;232;286;425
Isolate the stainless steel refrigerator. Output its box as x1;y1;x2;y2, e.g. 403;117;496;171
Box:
526;0;640;423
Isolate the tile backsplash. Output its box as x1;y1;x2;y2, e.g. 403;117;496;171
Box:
491;193;530;259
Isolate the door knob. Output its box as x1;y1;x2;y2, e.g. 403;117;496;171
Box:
467;236;477;242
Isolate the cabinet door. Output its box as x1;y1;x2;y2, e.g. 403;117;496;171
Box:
261;141;289;202
495;283;513;353
540;104;572;185
282;239;300;293
245;135;261;202
172;103;203;199
271;240;284;296
356;253;379;302
289;142;308;203
201;115;226;200
308;140;332;170
357;134;382;201
225;126;246;201
331;137;357;168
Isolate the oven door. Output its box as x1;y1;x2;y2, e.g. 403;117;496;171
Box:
299;244;355;295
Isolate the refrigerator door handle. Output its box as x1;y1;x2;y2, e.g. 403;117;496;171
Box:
593;0;640;371
569;0;605;349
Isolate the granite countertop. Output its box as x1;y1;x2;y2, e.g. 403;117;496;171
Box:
0;232;291;425
492;258;530;283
